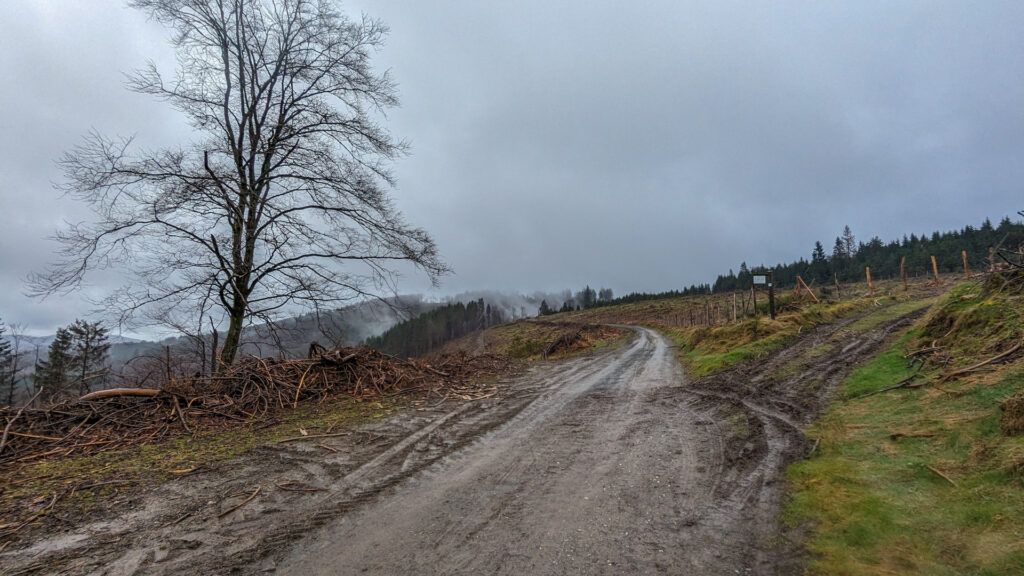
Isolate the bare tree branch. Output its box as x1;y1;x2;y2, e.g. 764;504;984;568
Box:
31;0;448;365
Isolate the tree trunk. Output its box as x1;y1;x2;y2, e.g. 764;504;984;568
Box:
79;340;91;396
220;306;245;366
211;327;220;375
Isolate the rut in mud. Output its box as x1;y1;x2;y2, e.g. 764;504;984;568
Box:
1;305;922;576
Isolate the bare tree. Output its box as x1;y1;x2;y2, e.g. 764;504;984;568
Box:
31;0;447;365
3;324;31;406
0;319;13;406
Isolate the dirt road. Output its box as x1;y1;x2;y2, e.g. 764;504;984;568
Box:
278;327;728;575
2;307;921;575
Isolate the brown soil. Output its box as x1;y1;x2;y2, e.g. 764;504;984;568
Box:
0;304;925;576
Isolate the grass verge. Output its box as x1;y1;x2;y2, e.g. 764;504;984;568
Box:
786;282;1024;575
664;296;932;377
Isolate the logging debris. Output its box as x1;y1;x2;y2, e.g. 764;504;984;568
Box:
543;329;584;358
218;486;262;518
0;347;509;465
924;464;959;487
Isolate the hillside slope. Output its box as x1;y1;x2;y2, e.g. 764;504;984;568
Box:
786;274;1024;575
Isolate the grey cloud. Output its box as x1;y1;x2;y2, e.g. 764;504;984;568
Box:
2;0;1023;334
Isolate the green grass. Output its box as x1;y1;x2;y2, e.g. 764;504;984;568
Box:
675;326;794;377
514;277;940;378
845;298;937;332
786;290;1024;575
839;331;918;399
661;296;922;377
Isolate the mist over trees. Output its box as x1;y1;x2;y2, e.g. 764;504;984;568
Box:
29;0;445;368
590;285;712;307
366;286;619;356
540;286;615;314
365;299;506;357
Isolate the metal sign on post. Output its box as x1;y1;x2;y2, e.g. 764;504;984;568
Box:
751;271;776;319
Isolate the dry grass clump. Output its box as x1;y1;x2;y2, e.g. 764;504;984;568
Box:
1001;391;1024;436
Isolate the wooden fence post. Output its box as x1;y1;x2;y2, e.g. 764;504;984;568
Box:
962;250;970;279
931;255;940;285
866;266;874;295
900;256;907;292
796;275;819;303
732;292;737;322
833;273;842;300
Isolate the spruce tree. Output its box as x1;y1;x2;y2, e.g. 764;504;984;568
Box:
810;241;830;283
842;225;857;258
68;319;111;395
576;286;597;309
831;237;846;262
34;327;74;402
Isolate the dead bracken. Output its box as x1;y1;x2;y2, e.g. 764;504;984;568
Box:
1000;391;1024;436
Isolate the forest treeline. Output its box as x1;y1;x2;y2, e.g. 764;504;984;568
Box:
366;215;1024;359
602;215;1024;302
537;286;615;315
711;216;1024;292
0;318;111;405
365;299;507;357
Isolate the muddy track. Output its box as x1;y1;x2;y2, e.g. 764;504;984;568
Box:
1;305;922;576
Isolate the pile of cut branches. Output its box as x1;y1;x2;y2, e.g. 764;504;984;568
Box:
0;347;509;465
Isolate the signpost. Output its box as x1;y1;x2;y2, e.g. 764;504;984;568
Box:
752;271;776;320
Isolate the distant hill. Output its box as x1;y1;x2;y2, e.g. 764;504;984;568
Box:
6;333;143;350
6;293;520;379
3;297;437;384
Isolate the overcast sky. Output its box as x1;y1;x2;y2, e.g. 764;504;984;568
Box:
2;0;1023;335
